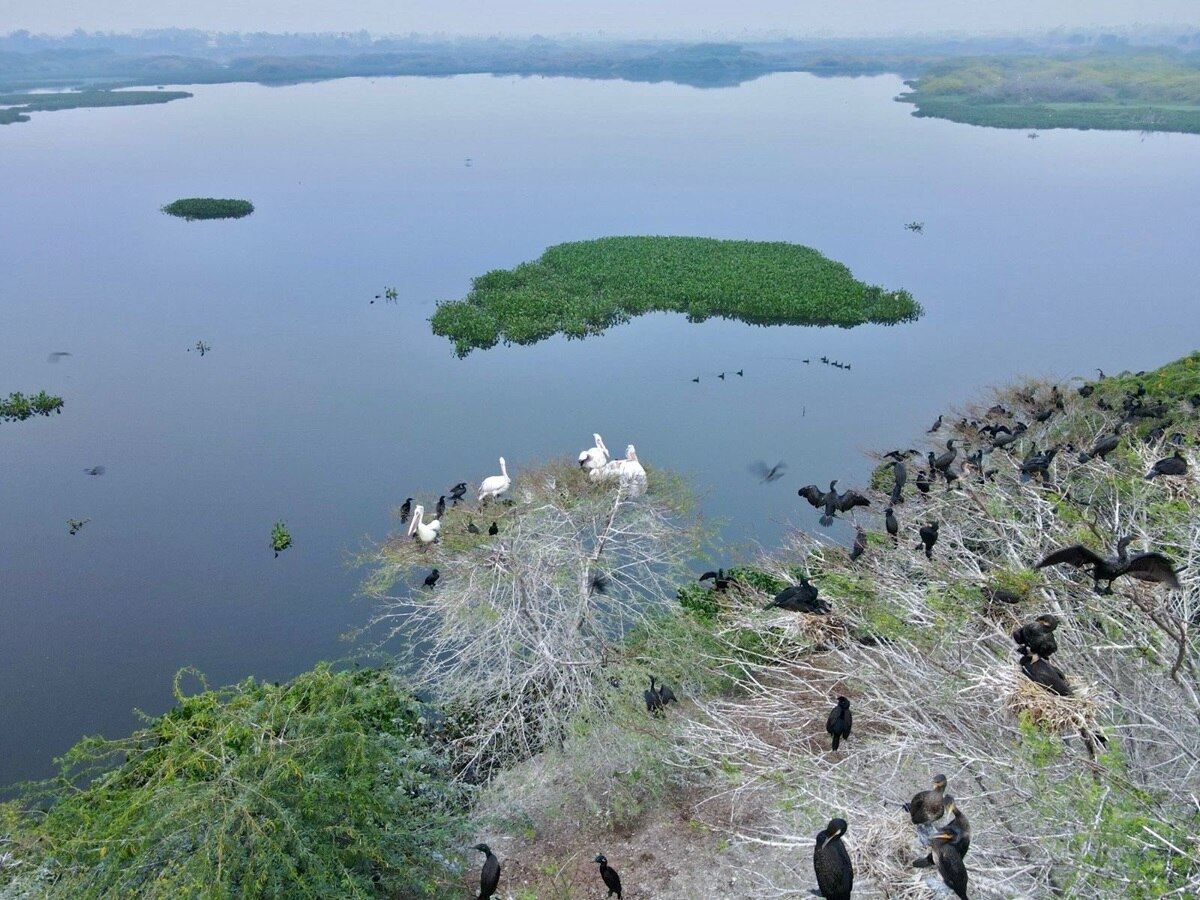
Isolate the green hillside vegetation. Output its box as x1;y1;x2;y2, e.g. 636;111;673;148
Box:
900;50;1200;132
162;198;254;221
4;354;1199;898
430;236;922;356
0;666;469;898
0;89;191;124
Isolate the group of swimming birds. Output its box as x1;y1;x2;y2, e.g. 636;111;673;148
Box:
452;374;1189;898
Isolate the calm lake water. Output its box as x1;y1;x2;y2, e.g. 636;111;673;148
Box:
2;72;1198;784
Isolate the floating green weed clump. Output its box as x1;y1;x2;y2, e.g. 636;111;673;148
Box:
1;390;63;422
431;236;922;355
162;198;254;220
271;520;292;557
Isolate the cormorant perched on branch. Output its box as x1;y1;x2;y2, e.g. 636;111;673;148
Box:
1146;450;1188;480
472;844;501;900
930;439;957;476
764;576;829;614
850;527;867;562
449;481;468;503
1020;654;1072;696
929;829;969;899
1013;614;1059;658
644;676;664;716
885;507;899;543
914;797;970;868
917;522;939;559
821;481;871;526
905;774;948;824
699;568;732;591
826;697;852;751
891;459;907;502
916;470;932;494
1019;444;1059;483
1078;424;1122;463
813;818;853;900
1036;536;1180;594
991;423;1026;451
593;854;622;898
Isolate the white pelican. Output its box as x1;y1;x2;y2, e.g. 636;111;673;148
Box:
407;504;441;543
478;457;511;502
589;444;647;496
578;433;610;471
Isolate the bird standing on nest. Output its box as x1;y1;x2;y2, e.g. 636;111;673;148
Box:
1036;536;1180;594
915;797;970;868
1013;614;1059;658
905;774;948;824
764;575;829;614
1146;449;1188;480
1020;653;1073;696
813;818;853;900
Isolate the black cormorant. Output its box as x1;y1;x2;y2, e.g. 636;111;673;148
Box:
1078;424;1122;463
820;481;871;526
914;797;970;867
644;676;664;716
812;818;853;900
1013;614;1059;658
928;415;943;433
1036;536;1180;594
917;522;939;559
916;470;932;494
1146;450;1188;480
826;697;852;751
435;496;446;520
850;527;867;562
765;576;829;614
657;679;678;706
488;521;499;536
750;460;788;483
931;439;957;475
980;586;1021;605
892;459;908;495
699;569;732;591
885;507;899;543
905;774;948;824
423;568;440;589
472;843;501;900
929;829;969;899
399;497;413;523
991;423;1026;451
1020;653;1072;696
449;482;468;503
594;854;622;898
467;521;480;534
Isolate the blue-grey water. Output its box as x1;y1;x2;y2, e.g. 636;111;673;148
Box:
2;73;1198;785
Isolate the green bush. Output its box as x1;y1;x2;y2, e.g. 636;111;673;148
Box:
1;391;63;423
0;665;469;899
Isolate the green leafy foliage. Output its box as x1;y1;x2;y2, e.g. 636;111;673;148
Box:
900;50;1200;133
430;236;922;356
0;391;63;423
270;520;292;556
0;666;469;899
162;198;254;221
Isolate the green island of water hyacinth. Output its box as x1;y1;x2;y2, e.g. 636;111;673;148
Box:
162;198;255;221
430;236;922;356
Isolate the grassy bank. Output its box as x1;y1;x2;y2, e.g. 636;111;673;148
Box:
430;236;922;356
899;50;1200;133
0;89;191;125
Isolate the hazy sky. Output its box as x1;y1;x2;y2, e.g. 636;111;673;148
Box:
4;1;1198;38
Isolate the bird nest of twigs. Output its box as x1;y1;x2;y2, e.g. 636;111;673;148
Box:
978;662;1100;736
854;809;952;900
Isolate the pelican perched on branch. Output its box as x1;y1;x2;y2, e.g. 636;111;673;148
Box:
578;433;610;471
589;444;647;496
478;457;511;502
406;504;441;543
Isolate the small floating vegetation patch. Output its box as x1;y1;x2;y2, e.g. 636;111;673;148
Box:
162;198;255;221
271;520;293;557
430;236;922;356
1;390;63;423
